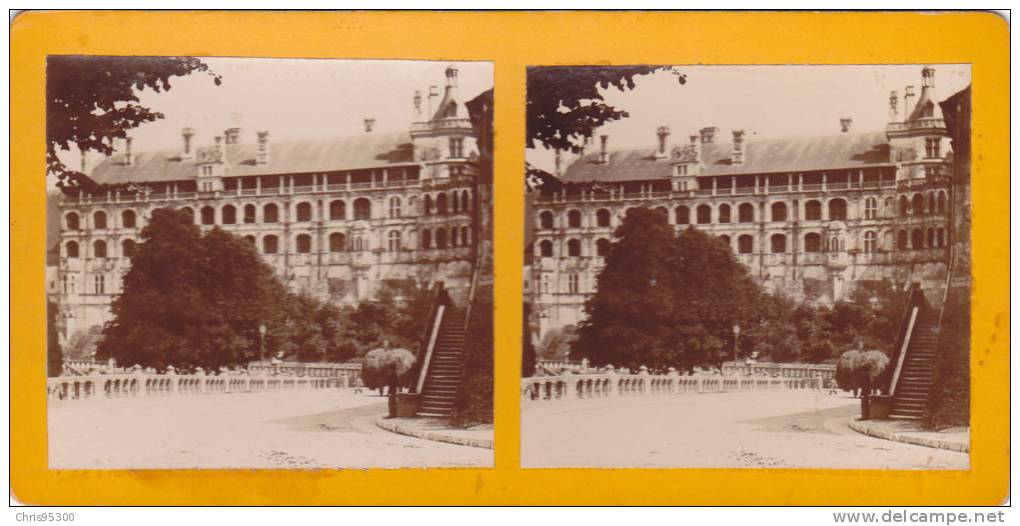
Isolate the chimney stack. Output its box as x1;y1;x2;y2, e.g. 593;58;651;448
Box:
224;127;241;145
731;129;745;165
699;126;718;144
214;135;225;164
689;134;701;163
256;131;270;165
181;127;195;159
655;126;671;159
124;137;134;166
888;90;899;122
364;118;376;133
840;117;853;133
921;65;935;89
903;85;916;115
554;148;562;176
599;134;609;164
413;90;423;119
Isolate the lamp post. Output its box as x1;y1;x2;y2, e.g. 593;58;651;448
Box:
258;324;267;364
732;323;741;361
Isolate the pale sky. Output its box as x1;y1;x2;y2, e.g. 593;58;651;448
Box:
527;64;971;172
58;57;492;179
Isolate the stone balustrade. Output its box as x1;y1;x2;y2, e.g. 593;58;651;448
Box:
521;366;823;403
47;368;349;403
720;361;836;381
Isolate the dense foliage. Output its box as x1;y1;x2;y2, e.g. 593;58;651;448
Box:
47;56;220;192
361;346;417;395
450;287;494;427
836;349;890;419
926;290;970;429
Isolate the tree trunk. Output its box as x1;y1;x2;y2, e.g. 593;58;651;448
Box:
861;377;872;420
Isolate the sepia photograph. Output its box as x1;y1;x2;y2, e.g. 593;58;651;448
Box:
522;64;972;469
45;56;494;469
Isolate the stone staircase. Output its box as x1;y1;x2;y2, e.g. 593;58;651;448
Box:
418;306;467;417
890;307;941;419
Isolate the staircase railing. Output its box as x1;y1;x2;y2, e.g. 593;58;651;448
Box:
888;284;929;396
414;282;451;394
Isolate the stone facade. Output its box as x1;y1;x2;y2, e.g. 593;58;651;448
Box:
529;67;956;337
54;66;484;346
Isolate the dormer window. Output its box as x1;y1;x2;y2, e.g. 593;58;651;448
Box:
676;165;688;176
200;165;214;176
923;102;935;118
449;137;464;158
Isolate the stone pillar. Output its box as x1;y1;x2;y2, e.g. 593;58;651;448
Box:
563;370;576;399
605;364;618;397
667;367;679;394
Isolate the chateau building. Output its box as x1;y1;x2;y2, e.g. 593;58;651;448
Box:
55;66;484;344
529;66;955;337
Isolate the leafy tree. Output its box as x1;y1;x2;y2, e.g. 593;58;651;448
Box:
537;324;577;361
47;301;63;377
47;55;220;191
526;66;682;154
97;208;288;372
743;294;802;363
64;324;104;360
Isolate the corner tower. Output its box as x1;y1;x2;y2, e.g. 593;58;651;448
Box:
409;65;479;184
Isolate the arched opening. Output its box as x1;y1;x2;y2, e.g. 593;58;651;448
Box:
897;230;908;250
388;230;401;251
200;206;215;225
296;202;313;222
567;239;581;257
804;233;822;253
737;234;753;254
424;195;433;216
93;240;107;258
66;212;80;231
937;228;946;247
329;200;346;221
122;239;137;258
828;198;847;221
863;231;877;253
805;200;822;221
738;203;754;223
696;204;712;224
865;197;878;219
938;191;948;213
912;194;925;216
899;195;910;216
539;211;554;229
389;197;402;219
329;232;346;252
567;209;582;228
65;241;79;258
121;210;137;229
538;239;553;257
244;204;256;224
926;228;935;248
436;193;449;215
436;228;448;248
221;205;236;225
654;206;669;221
263;203;279;223
460;190;470;211
770;234;787;253
263;235;278;254
911;228;924;249
93;211;108;230
295;234;312;253
421;229;432;249
596;209;611;227
353;198;371;220
596;238;610;257
675;205;690;225
718;234;731;248
771;202;787;222
718;204;731;224
460;226;470;246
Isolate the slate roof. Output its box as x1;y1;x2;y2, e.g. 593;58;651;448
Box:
90;131;416;185
560;131;894;183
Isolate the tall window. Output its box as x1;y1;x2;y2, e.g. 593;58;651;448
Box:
436;228;448;248
538;239;553;257
122;239;137;258
93;211;108;230
436;193;448;215
568;209;582;228
389;197;402;218
937;192;947;213
295;234;312;253
121;210;137;229
222;205;236;225
899;195;910;216
63;274;76;294
911;229;924;249
596;238;610;257
93;274;105;294
353;198;371;220
567;273;579;294
696;204;712;224
863;231;877;253
65;241;79;258
737;235;753;254
296;202;313;222
897;230;908;250
354;237;367;251
93;240;107;258
738;203;754;223
329;232;346;252
937;228;946;247
912;194;925;216
828;199;847;221
201;206;216;225
540;211;554;229
804;200;822;221
567;239;581;257
596;209;611;227
460;191;470;211
675;206;690;225
927;228;935;248
864;197;878;219
925;137;941;158
770;234;787;253
330;200;346;220
449;137;464;158
424;195;433;216
244;204;256;224
263;203;279;223
421;229;432;249
804;233;822;253
460;226;470;246
718;204;731;224
771;202;787;222
66;212;80;231
263;235;279;254
388;230;401;251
